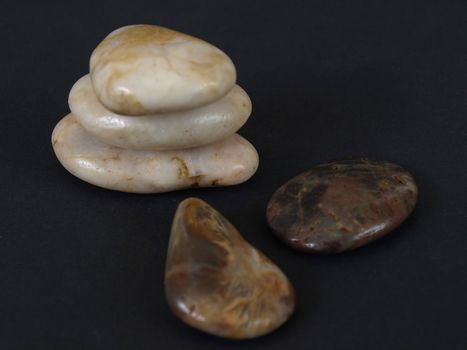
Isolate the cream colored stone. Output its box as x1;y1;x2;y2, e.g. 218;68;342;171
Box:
52;114;258;193
90;24;236;115
69;75;251;151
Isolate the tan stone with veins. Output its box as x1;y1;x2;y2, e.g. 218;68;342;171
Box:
165;198;295;339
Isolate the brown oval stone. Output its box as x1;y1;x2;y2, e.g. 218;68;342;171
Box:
165;198;295;339
266;159;418;253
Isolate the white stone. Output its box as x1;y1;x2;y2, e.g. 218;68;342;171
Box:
90;24;236;115
69;75;251;151
52;114;259;193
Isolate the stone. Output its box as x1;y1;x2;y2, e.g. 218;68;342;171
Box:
266;159;418;253
90;24;236;115
51;115;258;193
165;198;295;339
68;75;251;151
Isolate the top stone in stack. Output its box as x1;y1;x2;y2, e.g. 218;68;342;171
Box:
52;25;259;193
90;25;236;115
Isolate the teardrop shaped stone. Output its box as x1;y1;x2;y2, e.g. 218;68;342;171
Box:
165;198;295;339
266;159;418;253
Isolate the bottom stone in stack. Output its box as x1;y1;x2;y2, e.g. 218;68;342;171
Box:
52;114;259;193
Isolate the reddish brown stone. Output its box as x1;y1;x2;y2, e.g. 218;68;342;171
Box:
165;198;295;339
266;159;418;253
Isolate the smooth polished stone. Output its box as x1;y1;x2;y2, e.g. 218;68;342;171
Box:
165;198;295;339
266;159;418;253
90;24;236;115
69;75;251;151
51;115;258;193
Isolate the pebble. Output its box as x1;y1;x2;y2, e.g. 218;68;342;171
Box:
165;198;295;339
90;24;236;115
266;159;418;253
69;75;251;151
52;115;258;193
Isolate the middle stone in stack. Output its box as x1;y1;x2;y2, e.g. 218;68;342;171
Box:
53;25;259;193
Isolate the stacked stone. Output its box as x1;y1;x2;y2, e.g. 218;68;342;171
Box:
52;25;258;193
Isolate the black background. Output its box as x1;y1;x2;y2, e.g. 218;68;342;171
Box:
1;0;466;349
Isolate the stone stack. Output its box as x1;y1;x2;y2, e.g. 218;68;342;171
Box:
52;25;258;193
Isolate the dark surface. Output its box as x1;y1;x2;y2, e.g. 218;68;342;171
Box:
1;0;466;349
